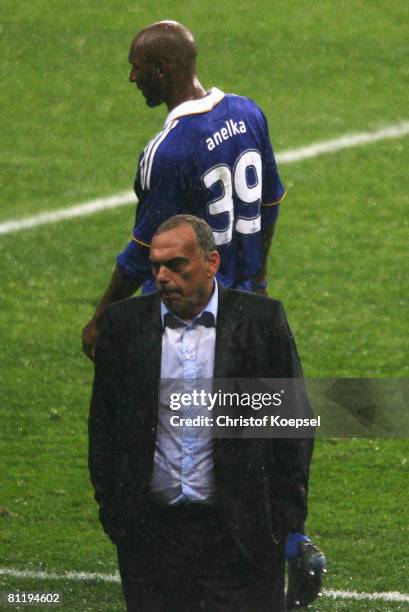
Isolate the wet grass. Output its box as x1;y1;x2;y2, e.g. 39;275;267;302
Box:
1;1;408;610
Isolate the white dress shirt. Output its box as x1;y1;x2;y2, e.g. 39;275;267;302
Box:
149;282;218;505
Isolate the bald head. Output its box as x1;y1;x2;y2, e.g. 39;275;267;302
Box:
128;21;206;111
132;21;197;75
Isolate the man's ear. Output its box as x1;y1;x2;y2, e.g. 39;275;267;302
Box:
207;250;221;277
155;59;166;78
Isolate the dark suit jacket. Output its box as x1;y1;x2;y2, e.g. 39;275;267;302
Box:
89;286;313;568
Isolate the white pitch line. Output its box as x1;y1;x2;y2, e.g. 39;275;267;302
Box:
0;567;120;584
1;568;409;603
1;120;409;237
325;589;409;603
0;190;135;236
276;120;409;164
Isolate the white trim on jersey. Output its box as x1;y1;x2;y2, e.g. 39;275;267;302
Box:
140;120;179;190
164;88;225;128
140;88;225;192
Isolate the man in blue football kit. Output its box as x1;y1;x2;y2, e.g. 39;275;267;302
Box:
82;20;325;609
116;87;285;295
82;20;285;358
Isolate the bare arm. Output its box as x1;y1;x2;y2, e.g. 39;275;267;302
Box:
82;265;142;361
251;220;276;295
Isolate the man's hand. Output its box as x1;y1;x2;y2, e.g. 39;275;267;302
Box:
286;536;327;609
82;317;99;361
81;266;142;361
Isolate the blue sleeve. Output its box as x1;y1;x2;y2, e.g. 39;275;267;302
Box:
259;110;285;229
116;239;151;281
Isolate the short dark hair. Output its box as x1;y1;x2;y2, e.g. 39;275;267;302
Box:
154;214;216;256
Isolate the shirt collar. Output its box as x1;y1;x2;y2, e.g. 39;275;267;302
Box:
164;88;225;128
161;280;219;328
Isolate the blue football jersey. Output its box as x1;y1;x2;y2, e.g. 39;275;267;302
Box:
117;88;286;290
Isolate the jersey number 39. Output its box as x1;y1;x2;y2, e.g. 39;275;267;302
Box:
202;149;262;246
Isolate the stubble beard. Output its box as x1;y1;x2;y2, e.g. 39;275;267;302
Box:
163;286;209;320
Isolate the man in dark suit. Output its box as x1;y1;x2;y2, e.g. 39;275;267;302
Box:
89;214;313;611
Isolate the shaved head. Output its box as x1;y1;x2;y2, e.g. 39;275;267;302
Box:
131;21;197;75
128;21;206;111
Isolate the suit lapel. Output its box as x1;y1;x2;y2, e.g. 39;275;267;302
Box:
213;285;249;495
135;295;162;380
125;294;162;426
214;285;245;378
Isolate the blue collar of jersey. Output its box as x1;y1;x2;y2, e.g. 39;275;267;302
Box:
164;88;225;128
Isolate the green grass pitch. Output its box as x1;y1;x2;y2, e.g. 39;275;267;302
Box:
1;1;408;610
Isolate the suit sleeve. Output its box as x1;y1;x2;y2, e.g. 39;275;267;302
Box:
88;310;121;541
269;301;314;534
